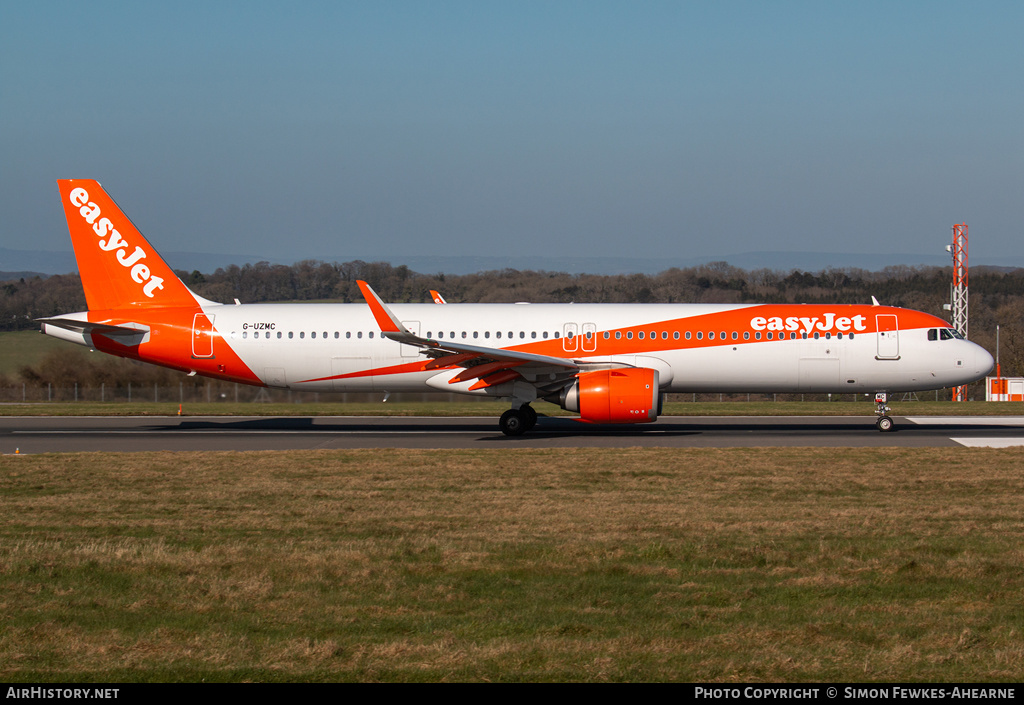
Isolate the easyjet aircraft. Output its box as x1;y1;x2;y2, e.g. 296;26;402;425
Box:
41;180;994;435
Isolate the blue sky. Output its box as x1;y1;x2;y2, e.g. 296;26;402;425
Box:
2;1;1022;270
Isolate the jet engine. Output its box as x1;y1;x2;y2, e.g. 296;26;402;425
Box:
554;368;660;424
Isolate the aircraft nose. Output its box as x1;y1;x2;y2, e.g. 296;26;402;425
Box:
974;344;995;376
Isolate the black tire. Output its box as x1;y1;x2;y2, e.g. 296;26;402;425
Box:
499;408;527;436
876;416;894;432
521;404;538;431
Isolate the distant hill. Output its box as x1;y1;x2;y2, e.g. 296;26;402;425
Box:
3;245;1022;277
0;271;49;282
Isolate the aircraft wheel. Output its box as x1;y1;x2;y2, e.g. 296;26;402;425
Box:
499;409;528;436
876;416;894;432
521;404;538;431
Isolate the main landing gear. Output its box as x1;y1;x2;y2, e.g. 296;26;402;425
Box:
499;404;538;436
874;392;894;432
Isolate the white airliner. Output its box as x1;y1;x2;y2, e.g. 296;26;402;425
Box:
41;180;994;435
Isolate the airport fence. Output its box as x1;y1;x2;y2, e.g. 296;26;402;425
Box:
0;383;962;405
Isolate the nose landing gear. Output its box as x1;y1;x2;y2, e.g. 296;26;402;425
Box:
874;393;894;432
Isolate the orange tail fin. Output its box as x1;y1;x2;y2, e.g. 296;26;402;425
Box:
57;180;199;310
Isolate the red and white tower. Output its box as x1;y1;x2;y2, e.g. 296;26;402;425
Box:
950;224;969;401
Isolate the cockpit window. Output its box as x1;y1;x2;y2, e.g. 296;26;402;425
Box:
930;328;964;341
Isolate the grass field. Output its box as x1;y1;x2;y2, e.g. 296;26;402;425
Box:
0;331;67;377
3;447;1024;682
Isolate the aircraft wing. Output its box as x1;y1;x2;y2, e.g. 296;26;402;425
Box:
357;280;579;390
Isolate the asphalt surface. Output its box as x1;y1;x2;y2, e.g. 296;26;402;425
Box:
3;415;1024;453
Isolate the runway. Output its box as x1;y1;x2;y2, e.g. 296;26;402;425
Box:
4;415;1024;453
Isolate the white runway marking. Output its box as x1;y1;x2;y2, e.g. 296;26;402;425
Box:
950;438;1024;448
904;417;1024;447
906;416;1024;426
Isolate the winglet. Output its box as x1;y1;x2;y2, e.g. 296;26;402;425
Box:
430;290;447;304
357;280;408;334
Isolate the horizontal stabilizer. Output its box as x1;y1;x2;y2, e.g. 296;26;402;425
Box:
37;315;150;337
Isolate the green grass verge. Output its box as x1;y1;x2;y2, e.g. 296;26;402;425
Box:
2;447;1024;682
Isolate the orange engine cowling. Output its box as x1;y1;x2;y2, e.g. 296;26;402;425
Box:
559;368;660;424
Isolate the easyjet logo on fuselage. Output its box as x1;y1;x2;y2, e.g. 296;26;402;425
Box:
69;187;164;298
749;313;869;335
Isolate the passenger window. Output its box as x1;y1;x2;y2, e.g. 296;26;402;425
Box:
369;332;374;339
732;331;738;340
626;332;633;339
311;332;316;339
755;332;762;340
242;331;247;339
300;332;305;339
743;331;749;340
357;332;362;339
603;332;609;339
709;332;715;340
674;331;680;340
638;332;644;340
697;332;703;340
615;332;621;339
766;332;773;340
496;331;502;339
685;331;691;340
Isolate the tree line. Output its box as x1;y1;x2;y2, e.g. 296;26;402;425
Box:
3;259;1023;385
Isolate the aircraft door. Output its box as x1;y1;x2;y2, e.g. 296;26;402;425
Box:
563;323;578;353
876;314;899;359
582;322;598;352
192;313;215;358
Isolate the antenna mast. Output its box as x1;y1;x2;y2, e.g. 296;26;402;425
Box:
950;223;969;402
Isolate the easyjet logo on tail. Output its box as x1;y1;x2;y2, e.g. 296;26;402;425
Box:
69;187;164;298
